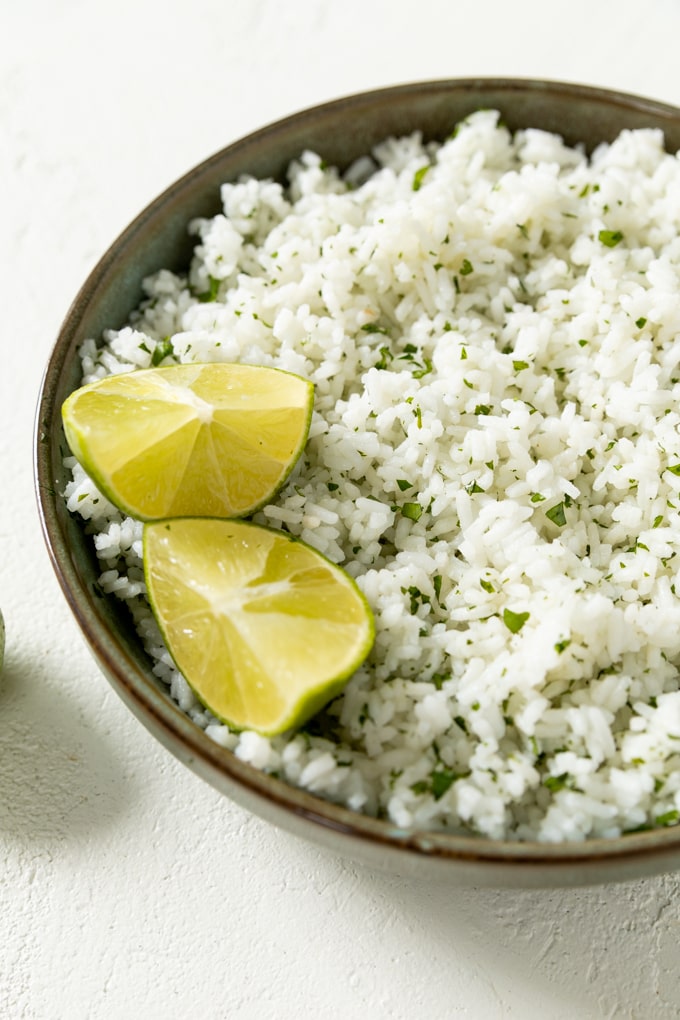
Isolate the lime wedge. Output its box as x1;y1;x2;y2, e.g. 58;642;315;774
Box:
143;518;375;734
61;364;314;520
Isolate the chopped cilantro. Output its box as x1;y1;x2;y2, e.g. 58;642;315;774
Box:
404;585;430;614
554;639;571;654
375;346;393;370
653;515;664;528
480;579;495;594
635;317;647;329
460;258;474;276
401;502;423;522
598;229;624;248
431;769;458;801
503;608;530;634
151;336;175;366
546;502;567;526
544;773;569;792
513;360;529;371
197;275;220;302
655;810;679;827
412;165;430;191
474;404;491;416
412;357;433;379
396;479;413;491
530;492;546;503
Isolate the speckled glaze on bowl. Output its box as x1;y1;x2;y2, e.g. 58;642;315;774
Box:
35;79;680;886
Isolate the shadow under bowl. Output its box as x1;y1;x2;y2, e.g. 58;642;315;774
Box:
34;78;680;886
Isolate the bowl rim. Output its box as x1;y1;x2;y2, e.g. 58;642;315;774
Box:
34;77;680;877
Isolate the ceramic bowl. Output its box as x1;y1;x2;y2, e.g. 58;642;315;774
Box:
35;79;680;886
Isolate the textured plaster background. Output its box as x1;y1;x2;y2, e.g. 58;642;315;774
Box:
2;2;680;1017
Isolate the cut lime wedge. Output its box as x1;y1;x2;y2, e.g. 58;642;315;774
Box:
143;518;375;734
62;363;314;520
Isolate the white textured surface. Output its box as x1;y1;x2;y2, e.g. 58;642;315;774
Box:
3;1;680;1017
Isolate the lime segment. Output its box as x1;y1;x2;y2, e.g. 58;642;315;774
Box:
143;518;375;734
61;364;314;520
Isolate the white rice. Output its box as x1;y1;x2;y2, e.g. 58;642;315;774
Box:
65;110;680;842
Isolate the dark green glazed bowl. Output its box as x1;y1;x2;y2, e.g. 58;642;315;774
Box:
35;79;680;886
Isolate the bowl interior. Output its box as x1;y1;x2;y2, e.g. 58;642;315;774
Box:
35;79;680;885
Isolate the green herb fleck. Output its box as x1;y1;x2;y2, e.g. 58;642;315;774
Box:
431;769;458;801
460;258;474;276
412;357;433;379
554;639;571;654
151;337;175;366
513;360;529;372
401;502;423;522
412;165;430;191
655;810;680;827
635;317;647;329
197;275;220;302
480;579;495;594
375;346;393;370
598;229;624;248
503;608;530;634
397;479;413;491
544;773;569;792
546;502;567;527
530;492;546;503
